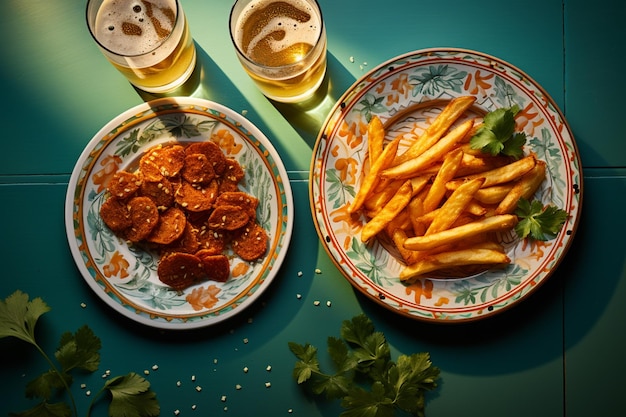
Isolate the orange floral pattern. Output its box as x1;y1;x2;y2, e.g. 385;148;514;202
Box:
212;129;242;155
186;285;222;311
92;154;122;193
103;251;130;279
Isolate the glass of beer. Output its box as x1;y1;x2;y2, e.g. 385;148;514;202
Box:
86;0;197;94
229;0;327;103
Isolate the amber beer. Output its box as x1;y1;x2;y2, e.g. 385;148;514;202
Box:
87;0;196;93
230;0;327;102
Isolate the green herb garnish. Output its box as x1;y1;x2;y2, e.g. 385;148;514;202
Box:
515;198;568;241
289;314;440;417
0;290;159;417
470;105;527;158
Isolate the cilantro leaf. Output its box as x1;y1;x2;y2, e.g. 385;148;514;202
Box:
0;290;50;344
105;373;160;417
470;105;526;157
25;370;72;400
289;314;440;417
515;198;568;240
56;325;101;372
8;401;71;417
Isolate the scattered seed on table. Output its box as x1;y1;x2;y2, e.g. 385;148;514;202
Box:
152;364;159;371
296;293;302;299
297;271;303;277
315;268;322;274
174;410;180;416
221;395;227;402
191;375;196;381
326;301;332;307
266;365;272;372
243;366;249;373
80;302;87;308
235;384;242;390
195;386;202;392
265;382;271;388
143;370;150;375
243;338;249;344
313;300;320;306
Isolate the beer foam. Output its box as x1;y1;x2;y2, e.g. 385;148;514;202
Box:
236;0;322;58
94;0;177;56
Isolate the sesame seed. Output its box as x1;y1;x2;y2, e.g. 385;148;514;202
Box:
235;384;242;390
313;300;320;306
174;410;180;416
243;366;249;373
221;395;227;402
195;385;202;392
296;294;302;299
143;370;150;375
243;338;249;344
266;365;272;372
265;382;271;388
326;301;332;307
297;271;303;277
191;375;196;381
86;390;91;396
152;364;159;371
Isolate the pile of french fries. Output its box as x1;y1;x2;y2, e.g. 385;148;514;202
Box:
348;96;546;282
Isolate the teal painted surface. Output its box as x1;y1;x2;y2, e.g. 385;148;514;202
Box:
0;0;622;416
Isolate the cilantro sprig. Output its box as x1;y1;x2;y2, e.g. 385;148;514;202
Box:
289;314;440;417
470;105;527;158
515;198;569;241
0;291;159;417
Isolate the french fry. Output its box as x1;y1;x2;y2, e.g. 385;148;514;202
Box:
446;154;537;190
403;214;518;251
382;119;474;179
422;148;464;212
361;180;413;242
495;160;547;215
399;248;510;281
391;228;422;265
348;96;552;280
474;184;515;204
348;135;401;214
394;96;476;165
368;115;385;164
426;177;485;235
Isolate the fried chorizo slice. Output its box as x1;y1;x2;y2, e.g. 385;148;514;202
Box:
231;221;268;261
215;191;259;219
223;158;245;183
140;144;185;180
139;177;175;208
157;252;206;290
174;180;217;212
181;153;216;185
107;170;141;200
166;222;200;254
195;226;227;255
124;196;160;242
100;197;132;232
197;253;230;282
146;207;186;245
207;204;250;231
185;141;228;175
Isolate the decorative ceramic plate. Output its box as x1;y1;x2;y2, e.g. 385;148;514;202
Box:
310;48;582;322
66;97;293;330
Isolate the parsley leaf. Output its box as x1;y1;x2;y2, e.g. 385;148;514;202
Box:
515;198;568;241
56;325;101;373
1;291;160;417
0;290;50;344
104;373;160;417
289;314;440;417
470;105;527;158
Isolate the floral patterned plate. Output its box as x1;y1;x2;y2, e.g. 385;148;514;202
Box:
310;48;582;322
66;97;293;330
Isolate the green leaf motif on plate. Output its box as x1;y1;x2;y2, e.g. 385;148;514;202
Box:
492;76;526;109
326;169;355;210
114;116;218;157
450;264;525;306
408;65;467;96
346;238;392;287
355;93;386;121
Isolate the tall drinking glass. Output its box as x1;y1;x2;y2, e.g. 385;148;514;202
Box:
86;0;197;93
229;0;327;103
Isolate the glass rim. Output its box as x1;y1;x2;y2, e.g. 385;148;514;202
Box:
229;0;325;71
86;0;182;58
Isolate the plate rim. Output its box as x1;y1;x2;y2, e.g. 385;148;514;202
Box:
65;97;294;330
309;47;583;323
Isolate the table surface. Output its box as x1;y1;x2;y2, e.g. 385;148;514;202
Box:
1;1;625;416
